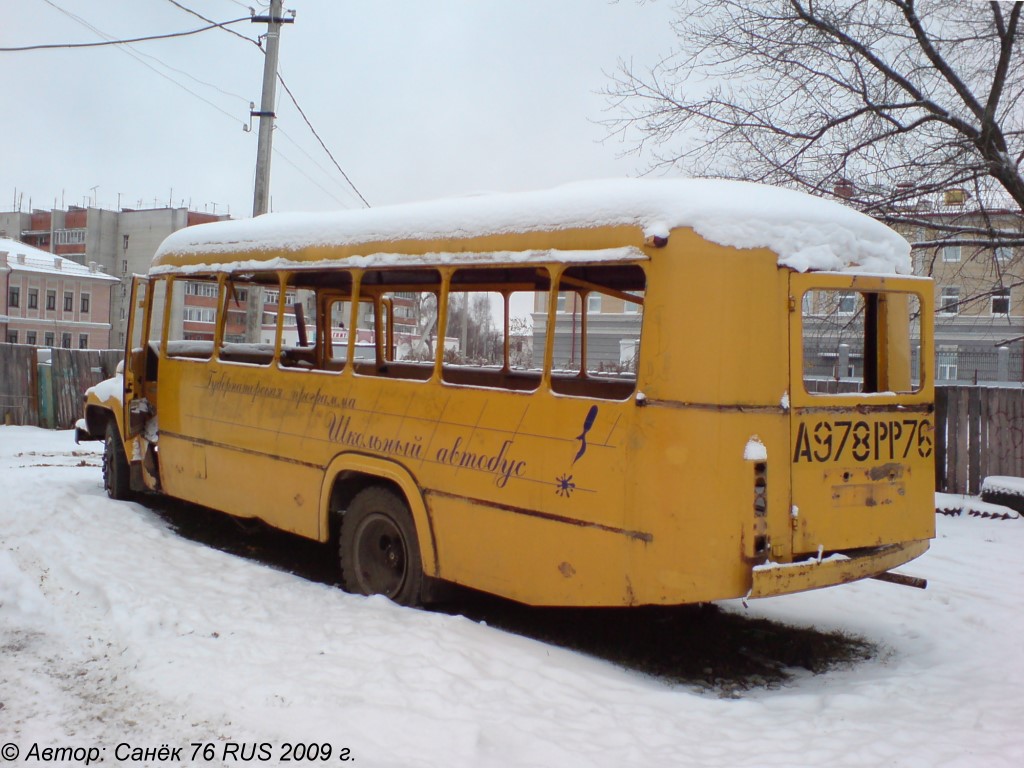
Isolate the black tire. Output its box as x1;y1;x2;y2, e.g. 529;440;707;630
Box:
103;420;131;500
339;487;424;606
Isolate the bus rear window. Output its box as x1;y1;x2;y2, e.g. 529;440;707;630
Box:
801;289;922;395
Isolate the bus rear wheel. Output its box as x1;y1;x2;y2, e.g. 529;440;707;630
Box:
339;487;424;606
103;421;131;500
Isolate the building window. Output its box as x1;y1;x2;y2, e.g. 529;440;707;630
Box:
939;287;960;315
28;289;38;309
838;292;857;315
587;293;601;314
44;332;55;346
54;228;86;245
185;281;219;298
6;331;17;344
46;290;56;310
64;292;74;312
26;331;37;345
122;259;128;274
942;243;962;262
78;334;89;349
937;350;958;381
81;294;90;313
61;333;72;348
182;306;217;323
992;288;1011;316
8;286;20;308
995;246;1012;263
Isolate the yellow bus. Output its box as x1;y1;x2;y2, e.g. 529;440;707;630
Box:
77;179;935;607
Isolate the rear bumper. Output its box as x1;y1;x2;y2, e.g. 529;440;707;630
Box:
748;539;930;599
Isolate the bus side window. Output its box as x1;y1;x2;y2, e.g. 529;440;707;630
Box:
353;269;441;381
550;265;645;400
441;267;549;391
326;297;353;367
217;278;274;366
166;277;217;361
278;283;320;370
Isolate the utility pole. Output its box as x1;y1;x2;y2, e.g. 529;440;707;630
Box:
247;1;293;342
251;0;293;217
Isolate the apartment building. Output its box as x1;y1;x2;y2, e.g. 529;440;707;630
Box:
0;205;228;348
900;194;1022;381
1;237;118;349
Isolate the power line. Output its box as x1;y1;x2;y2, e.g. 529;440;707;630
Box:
167;0;370;207
275;126;367;208
35;0;245;125
276;72;371;207
163;0;261;49
272;145;355;209
1;17;250;51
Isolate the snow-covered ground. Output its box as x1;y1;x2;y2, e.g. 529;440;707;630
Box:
2;425;1023;767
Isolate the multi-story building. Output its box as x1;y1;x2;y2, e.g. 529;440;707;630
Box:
0;205;228;348
532;290;642;373
901;197;1022;382
1;237;118;349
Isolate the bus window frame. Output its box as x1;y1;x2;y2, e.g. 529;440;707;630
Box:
790;272;933;408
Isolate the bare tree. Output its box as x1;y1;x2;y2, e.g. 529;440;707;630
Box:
606;0;1024;249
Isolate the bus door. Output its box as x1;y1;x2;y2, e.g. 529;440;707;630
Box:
788;273;935;558
123;275;152;438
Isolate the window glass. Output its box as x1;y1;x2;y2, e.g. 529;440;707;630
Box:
992;289;1011;316
937;349;958;381
939;287;960;315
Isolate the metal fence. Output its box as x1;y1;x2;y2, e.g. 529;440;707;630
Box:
806;343;1023;385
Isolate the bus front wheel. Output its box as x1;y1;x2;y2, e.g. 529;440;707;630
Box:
339;487;424;606
103;421;131;500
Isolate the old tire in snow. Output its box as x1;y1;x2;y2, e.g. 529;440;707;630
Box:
339;487;424;606
103;420;131;500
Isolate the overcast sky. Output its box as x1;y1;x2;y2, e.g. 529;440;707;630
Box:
4;0;680;217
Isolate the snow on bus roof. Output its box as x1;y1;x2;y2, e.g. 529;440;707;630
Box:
154;178;911;275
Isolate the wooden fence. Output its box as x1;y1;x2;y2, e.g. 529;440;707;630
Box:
0;343;122;430
0;345;39;426
935;385;1024;494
